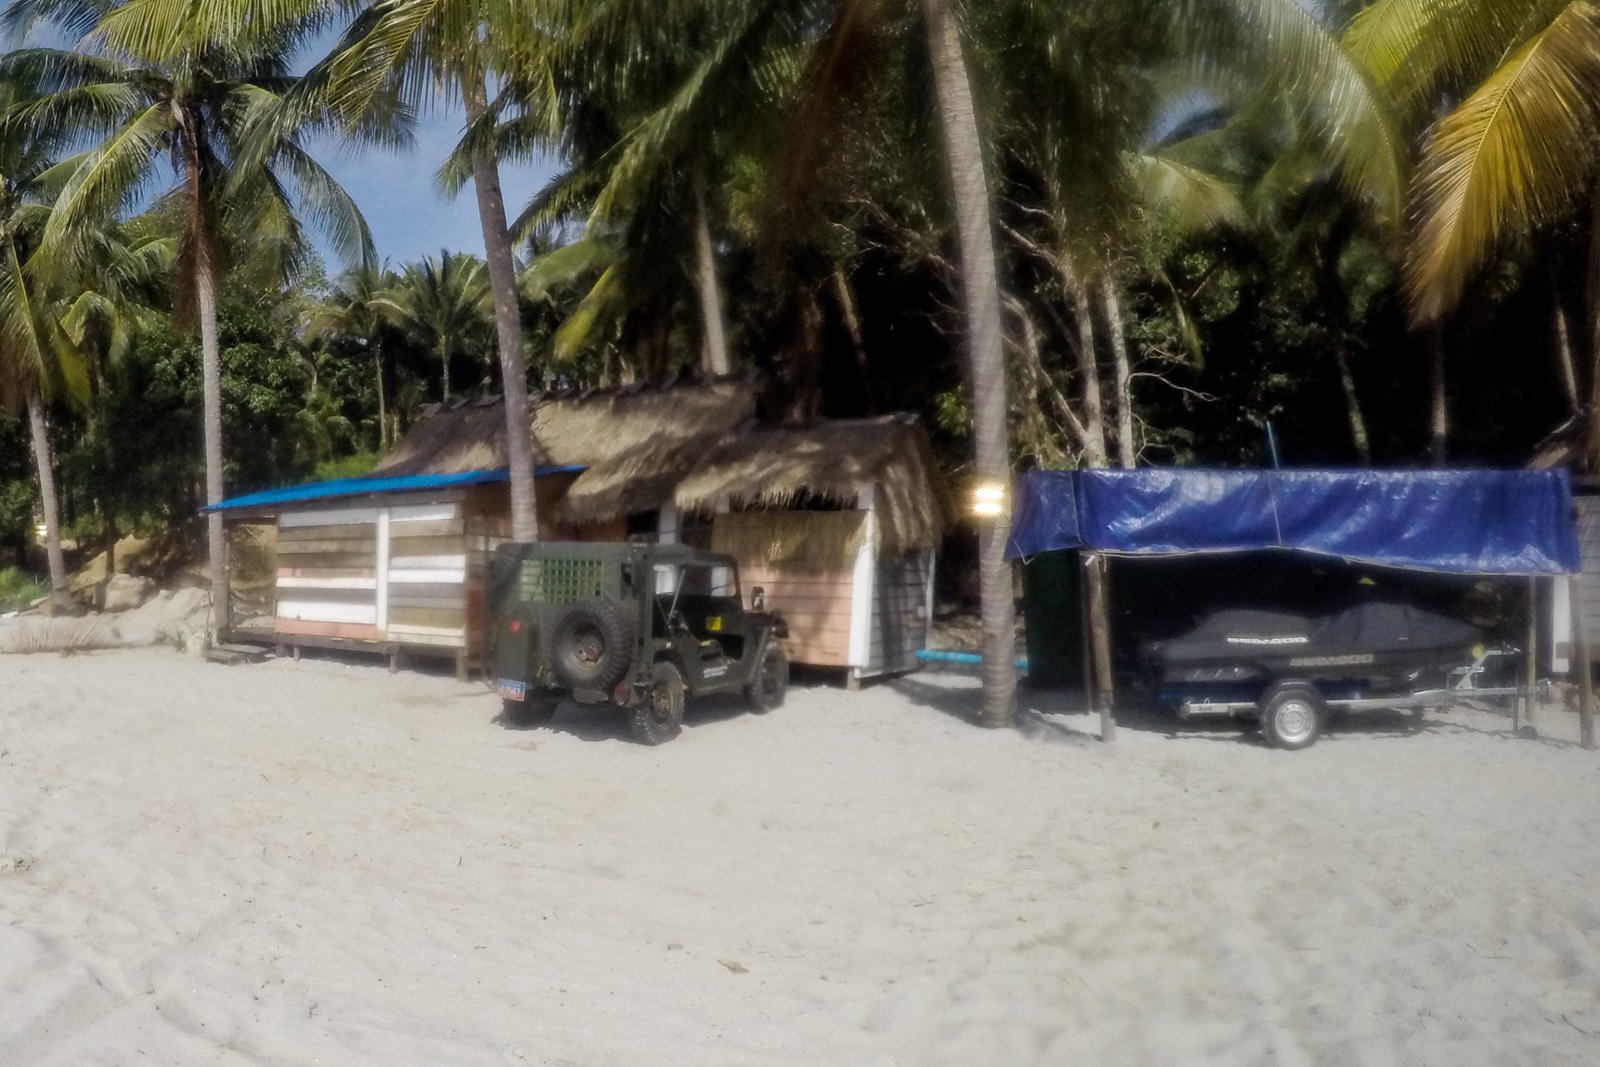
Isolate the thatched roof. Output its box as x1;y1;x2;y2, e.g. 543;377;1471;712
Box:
371;387;948;552
371;396;553;476
674;416;950;555
371;380;757;518
539;379;757;524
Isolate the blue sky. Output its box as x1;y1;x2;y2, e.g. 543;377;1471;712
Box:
15;24;561;272
306;113;559;270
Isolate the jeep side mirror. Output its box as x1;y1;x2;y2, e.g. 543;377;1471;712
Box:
751;587;765;611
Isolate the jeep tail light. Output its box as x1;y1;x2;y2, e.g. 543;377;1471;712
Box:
508;619;523;634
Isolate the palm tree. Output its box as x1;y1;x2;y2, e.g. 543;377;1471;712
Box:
0;86;83;611
373;251;495;403
306;263;399;448
1343;1;1600;460
307;0;544;542
503;0;1402;728
2;4;378;629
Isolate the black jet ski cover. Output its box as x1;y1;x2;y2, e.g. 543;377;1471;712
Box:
1146;600;1484;679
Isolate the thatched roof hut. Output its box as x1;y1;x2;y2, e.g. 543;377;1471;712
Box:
673;415;950;557
536;379;756;525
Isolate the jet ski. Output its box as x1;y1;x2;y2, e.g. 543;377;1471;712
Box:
1142;600;1485;702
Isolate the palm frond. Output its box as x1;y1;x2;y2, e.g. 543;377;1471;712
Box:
40;103;172;270
272;139;376;270
521;233;616;299
552;260;624;361
1192;0;1407;221
1343;0;1566;121
1132;152;1249;234
1407;1;1600;322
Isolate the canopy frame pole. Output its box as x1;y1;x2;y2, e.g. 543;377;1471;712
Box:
1519;576;1537;731
1571;574;1597;750
1085;552;1115;742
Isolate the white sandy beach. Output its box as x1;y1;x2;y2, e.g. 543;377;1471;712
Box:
2;645;1598;1065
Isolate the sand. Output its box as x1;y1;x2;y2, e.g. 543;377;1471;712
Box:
2;647;1598;1065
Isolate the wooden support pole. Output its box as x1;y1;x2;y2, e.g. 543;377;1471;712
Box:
1520;576;1538;731
1086;553;1115;742
1571;575;1597;750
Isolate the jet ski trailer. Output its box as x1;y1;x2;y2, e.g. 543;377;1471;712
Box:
1143;602;1534;749
1006;468;1593;749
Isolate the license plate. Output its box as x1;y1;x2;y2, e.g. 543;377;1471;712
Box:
496;678;527;701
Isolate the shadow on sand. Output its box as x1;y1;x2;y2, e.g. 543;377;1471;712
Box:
886;672;1584;750
492;689;759;744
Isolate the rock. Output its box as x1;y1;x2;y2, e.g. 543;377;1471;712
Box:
102;573;156;613
31;592;86;618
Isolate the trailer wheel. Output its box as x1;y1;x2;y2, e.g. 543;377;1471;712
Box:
1259;680;1325;750
551;598;633;691
631;661;685;745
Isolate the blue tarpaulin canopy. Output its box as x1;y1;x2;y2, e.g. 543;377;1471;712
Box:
1007;469;1580;576
205;465;585;513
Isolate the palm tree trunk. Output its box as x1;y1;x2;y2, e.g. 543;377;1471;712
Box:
923;0;1016;729
373;342;388;450
693;170;731;376
1553;288;1580;417
1333;349;1372;464
1587;178;1600;468
1100;275;1136;469
464;75;539;544
25;391;69;605
440;336;452;401
1429;327;1448;467
195;254;229;631
178;114;229;632
831;268;876;413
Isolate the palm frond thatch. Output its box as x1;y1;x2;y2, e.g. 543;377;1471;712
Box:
673;416;951;557
539;378;757;523
711;509;868;571
371;395;543;475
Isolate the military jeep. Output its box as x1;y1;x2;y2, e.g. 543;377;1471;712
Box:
487;541;789;744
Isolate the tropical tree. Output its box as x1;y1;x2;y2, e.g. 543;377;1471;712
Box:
307;262;399;448
2;2;379;628
496;0;1404;728
372;250;494;402
0;86;82;610
1344;1;1600;462
307;0;544;542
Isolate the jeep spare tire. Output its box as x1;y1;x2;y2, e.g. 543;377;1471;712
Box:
551;598;634;691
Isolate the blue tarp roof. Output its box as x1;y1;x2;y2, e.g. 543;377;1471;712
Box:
205;465;585;513
1007;468;1581;576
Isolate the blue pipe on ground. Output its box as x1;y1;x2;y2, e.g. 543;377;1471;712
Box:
916;648;1029;670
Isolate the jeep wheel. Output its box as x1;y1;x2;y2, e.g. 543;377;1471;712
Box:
501;695;557;728
631;661;685;745
1259;680;1325;750
551;598;634;691
745;641;788;713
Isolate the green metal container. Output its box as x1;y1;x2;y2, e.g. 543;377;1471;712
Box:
1020;550;1083;688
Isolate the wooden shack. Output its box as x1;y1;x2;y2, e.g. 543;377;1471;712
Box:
670;416;949;686
214;467;581;676
213;382;756;673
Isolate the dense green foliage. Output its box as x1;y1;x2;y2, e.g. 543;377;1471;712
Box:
0;0;1596;578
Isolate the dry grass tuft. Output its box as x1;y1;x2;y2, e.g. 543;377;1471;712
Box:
1;616;120;656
